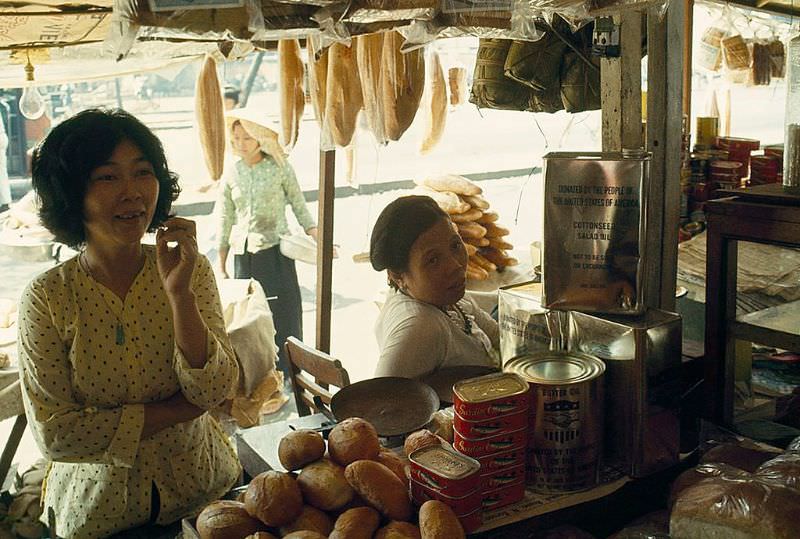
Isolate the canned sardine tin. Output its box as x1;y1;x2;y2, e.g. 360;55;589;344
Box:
453;372;529;420
408;445;481;497
505;351;605;493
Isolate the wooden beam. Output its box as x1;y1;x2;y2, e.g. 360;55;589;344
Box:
315;149;335;353
601;11;643;152
683;0;693;119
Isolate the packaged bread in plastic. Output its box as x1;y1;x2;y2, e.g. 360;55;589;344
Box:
323;41;363;147
356;32;389;145
345;0;438;24
419;49;447;155
382;30;425;141
195;55;225;181
278;39;305;150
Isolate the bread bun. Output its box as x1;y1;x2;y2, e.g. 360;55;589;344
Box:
375;448;410;483
344;459;412;521
279;430;326;471
328;418;381;466
668;463;749;508
243;533;278;539
699;443;780;473
375;521;422;539
329;506;381;539
418;500;465;539
297;458;355;511
282;532;327;539
755;452;800;491
196;500;266;539
244;471;303;527
404;430;443;457
279;505;333;537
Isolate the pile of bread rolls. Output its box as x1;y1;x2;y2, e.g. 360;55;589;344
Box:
195;418;463;539
668;439;800;539
412;175;518;281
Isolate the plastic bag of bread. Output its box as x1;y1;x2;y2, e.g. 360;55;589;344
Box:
307;37;328;128
196;500;267;539
195;54;225;182
324;42;363;148
419;50;447;155
668;462;750;509
345;0;438;24
754;452;800;491
699;441;781;473
448;67;468;106
356;32;389;146
278;39;305;150
382;30;425;141
670;474;800;539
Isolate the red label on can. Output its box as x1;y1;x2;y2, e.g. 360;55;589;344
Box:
453;427;528;458
477;447;528;473
453;372;530;421
409;477;482;515
453;408;529;439
482;479;526;510
408;445;482;498
481;464;526;491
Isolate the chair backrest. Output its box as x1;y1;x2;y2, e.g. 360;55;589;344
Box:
284;336;351;417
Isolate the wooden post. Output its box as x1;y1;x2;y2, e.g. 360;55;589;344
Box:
316;149;335;353
646;1;685;310
601;11;643;152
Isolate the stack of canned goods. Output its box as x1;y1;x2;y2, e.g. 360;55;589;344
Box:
408;444;483;532
452;372;530;510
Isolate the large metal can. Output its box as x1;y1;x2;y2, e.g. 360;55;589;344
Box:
505;351;605;493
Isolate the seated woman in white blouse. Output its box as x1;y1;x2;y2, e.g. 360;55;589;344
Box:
370;195;500;379
18;109;240;538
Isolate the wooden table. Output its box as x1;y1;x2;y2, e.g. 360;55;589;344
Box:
704;188;800;425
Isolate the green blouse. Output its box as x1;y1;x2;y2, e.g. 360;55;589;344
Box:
217;156;316;254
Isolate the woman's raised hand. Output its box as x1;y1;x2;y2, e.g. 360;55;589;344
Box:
156;217;199;300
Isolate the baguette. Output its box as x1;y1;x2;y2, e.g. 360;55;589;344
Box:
420;50;447;155
420;174;481;196
480;247;517;268
413;186;470;214
195;54;225;181
476;211;498;224
382;31;425;141
449;208;482;223
419;500;465;539
483;222;510;238
307;42;328;127
278;39;305;150
344;460;412;521
462;236;490;247
356;33;387;145
329;507;381;539
325;42;363;147
456;222;487;239
470;252;496;273
466;262;489;281
463;243;477;257
487;237;513;250
459;194;490;210
448;66;467;107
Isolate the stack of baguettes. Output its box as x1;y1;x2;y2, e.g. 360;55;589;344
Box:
413;175;518;280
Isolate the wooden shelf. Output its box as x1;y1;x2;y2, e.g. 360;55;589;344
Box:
731;300;800;351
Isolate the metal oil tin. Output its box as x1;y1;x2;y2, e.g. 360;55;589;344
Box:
408;445;481;497
505;351;605;493
542;152;650;315
453;372;530;421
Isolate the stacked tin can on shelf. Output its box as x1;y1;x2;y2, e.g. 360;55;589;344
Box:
408;444;483;532
451;372;530;509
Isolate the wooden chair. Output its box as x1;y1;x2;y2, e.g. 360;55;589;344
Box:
284;337;351;417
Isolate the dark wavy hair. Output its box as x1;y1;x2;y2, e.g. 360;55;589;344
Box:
31;108;181;248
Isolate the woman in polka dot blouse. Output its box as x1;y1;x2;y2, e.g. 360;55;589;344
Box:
18;109;241;538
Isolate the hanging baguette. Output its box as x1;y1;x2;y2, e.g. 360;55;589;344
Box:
278;39;305;150
325;42;363;147
195;54;225;181
357;32;388;146
448;66;467;106
307;41;328;127
382;31;425;141
420;50;447;155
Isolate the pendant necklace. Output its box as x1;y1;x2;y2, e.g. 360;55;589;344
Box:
80;251;126;345
444;303;473;335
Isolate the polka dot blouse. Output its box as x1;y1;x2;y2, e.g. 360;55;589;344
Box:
17;246;241;538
